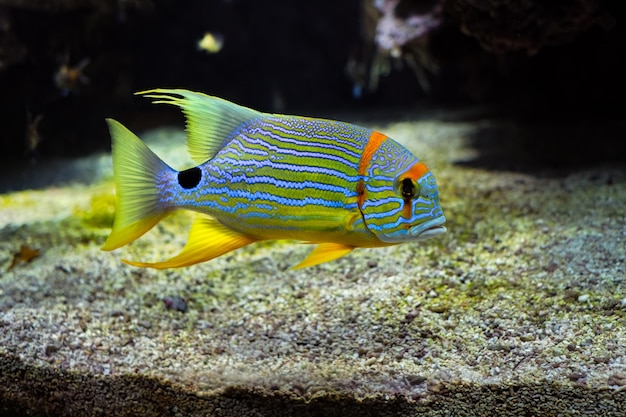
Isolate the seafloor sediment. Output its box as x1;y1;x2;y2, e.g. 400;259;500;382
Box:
1;114;624;416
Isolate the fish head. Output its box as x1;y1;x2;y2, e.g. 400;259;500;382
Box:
359;141;446;244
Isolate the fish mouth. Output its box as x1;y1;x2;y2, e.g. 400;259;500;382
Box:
409;215;447;240
377;215;447;243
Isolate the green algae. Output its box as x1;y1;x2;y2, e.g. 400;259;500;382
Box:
75;192;117;229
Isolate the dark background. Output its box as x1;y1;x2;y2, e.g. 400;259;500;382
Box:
0;0;624;166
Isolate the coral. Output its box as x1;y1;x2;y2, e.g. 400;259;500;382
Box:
349;0;444;96
374;0;444;57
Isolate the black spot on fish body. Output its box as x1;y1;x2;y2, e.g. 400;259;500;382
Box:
178;167;202;189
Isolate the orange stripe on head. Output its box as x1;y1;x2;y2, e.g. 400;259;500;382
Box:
403;201;412;220
404;161;429;180
400;162;430;220
358;131;387;176
356;179;366;209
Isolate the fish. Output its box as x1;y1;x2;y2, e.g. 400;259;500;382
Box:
24;111;43;156
197;32;224;54
102;89;446;269
54;57;89;96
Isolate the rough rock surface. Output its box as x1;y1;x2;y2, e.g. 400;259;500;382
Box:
1;112;625;416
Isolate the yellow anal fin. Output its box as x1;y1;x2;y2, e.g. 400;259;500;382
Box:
292;243;355;270
123;217;256;269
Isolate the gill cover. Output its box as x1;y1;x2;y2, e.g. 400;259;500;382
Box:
358;138;446;243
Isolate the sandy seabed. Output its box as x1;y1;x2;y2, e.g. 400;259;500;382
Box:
1;113;625;416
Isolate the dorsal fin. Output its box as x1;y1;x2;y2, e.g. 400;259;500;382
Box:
137;89;263;164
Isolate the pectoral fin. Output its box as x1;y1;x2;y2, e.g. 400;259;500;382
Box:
123;217;256;269
292;243;355;270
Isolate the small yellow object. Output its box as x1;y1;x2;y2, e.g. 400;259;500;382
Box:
197;32;224;54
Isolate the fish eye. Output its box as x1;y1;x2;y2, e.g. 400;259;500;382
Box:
400;178;418;200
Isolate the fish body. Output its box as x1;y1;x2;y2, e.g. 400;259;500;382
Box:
103;89;446;269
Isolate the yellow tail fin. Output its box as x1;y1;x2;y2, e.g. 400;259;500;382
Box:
102;119;173;251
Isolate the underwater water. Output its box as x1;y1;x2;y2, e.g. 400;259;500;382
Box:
1;110;625;415
2;0;625;413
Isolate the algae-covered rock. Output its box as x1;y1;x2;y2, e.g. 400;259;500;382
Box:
1;115;625;416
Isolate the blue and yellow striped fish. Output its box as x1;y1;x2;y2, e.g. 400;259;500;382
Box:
102;89;446;269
